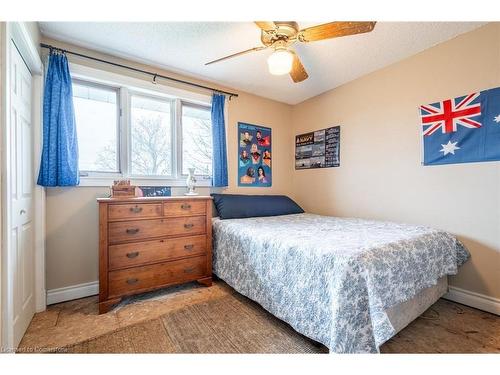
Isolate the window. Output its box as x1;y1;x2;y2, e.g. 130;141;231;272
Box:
181;103;212;177
72;81;119;173
130;94;173;176
71;75;213;185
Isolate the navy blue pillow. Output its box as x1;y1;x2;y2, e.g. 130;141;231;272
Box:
211;194;304;220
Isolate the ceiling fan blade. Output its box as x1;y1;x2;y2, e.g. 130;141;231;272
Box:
254;21;277;32
205;46;267;65
298;22;376;42
290;52;308;83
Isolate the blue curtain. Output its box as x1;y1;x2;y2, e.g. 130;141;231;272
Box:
37;51;79;187
211;93;228;187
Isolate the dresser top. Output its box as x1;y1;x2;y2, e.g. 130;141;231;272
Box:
97;195;212;203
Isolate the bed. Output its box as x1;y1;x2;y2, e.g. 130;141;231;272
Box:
212;212;470;353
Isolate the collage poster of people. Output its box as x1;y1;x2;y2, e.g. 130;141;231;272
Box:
295;126;340;169
238;122;272;187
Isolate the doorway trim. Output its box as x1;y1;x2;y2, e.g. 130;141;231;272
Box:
0;21;44;349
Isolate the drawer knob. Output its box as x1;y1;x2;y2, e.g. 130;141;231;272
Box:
126;251;139;258
184;244;194;250
184;223;194;229
126;278;139;285
181;203;191;210
183;267;195;274
130;206;143;213
126;228;140;234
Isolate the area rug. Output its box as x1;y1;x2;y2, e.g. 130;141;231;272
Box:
66;293;328;353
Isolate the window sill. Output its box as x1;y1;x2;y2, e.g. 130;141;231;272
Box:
77;176;213;188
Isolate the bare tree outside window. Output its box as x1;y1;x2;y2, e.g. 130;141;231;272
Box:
94;113;173;175
130;95;172;176
182;104;212;176
92;98;172;175
131;114;172;175
95;142;117;171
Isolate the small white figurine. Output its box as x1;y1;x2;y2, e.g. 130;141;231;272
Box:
185;168;198;196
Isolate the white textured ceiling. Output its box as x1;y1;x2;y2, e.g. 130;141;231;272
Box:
39;22;486;104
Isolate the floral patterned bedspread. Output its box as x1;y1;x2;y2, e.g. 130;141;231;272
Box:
212;213;470;353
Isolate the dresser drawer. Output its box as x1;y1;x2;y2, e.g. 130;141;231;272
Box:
108;255;207;297
108;235;207;270
108;216;206;243
108;203;162;220
163;200;206;217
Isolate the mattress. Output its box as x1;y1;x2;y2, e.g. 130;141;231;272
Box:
212;213;469;353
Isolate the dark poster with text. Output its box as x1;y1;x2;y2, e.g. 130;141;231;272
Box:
295;126;340;169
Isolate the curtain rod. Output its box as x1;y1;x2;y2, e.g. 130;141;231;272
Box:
40;43;238;99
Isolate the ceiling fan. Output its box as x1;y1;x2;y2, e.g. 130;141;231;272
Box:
205;21;377;83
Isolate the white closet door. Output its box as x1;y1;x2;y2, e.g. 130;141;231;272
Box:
9;40;35;348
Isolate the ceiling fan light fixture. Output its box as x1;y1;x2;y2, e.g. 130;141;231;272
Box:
206;21;377;83
267;48;293;76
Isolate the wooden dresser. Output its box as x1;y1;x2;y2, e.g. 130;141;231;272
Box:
97;196;213;314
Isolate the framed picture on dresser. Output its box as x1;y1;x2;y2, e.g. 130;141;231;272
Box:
237;122;272;187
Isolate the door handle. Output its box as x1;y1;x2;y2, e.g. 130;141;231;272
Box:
181;203;191;210
184;244;194;250
129;206;143;213
184;223;194;229
126;278;139;285
183;267;195;274
20;209;26;215
126;251;139;258
126;228;140;234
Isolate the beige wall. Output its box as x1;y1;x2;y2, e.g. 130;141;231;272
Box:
43;38;293;290
291;23;500;299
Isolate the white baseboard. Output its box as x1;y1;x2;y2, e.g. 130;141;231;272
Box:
444;286;500;316
45;281;499;316
46;281;99;305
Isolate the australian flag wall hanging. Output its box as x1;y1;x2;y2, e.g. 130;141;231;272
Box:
421;87;500;166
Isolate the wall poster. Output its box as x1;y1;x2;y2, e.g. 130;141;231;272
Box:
295;126;340;169
237;122;272;187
